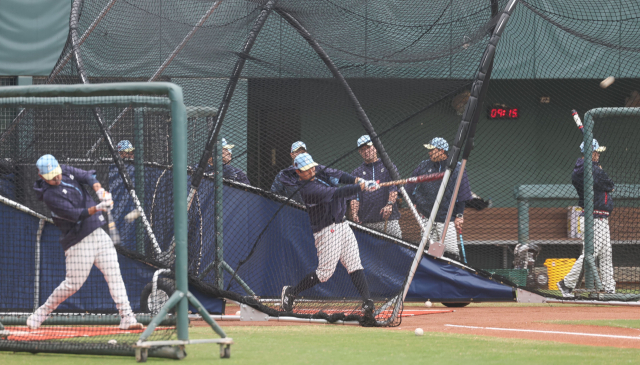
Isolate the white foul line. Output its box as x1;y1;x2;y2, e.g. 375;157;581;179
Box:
445;324;640;340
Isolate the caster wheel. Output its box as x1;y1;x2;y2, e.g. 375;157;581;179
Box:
136;348;148;362
219;344;231;358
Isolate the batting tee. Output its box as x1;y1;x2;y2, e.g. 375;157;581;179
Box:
0;82;232;360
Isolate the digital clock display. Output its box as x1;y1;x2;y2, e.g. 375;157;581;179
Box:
488;107;519;119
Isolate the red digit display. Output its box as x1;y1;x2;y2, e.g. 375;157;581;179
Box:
488;107;519;119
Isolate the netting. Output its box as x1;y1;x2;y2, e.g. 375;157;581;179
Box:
3;0;640;342
0;96;181;351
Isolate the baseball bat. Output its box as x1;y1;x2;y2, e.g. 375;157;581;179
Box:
106;210;122;245
458;229;467;264
571;109;584;134
377;172;444;187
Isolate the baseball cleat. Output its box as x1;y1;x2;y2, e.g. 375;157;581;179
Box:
605;289;616;294
281;286;295;312
557;280;574;298
26;313;46;330
120;314;144;330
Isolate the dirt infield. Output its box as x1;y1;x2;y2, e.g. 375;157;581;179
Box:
212;303;640;348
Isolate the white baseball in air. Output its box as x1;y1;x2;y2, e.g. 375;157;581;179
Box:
235;311;241;316
124;209;141;222
425;300;433;308
414;328;424;336
108;339;117;345
600;76;615;88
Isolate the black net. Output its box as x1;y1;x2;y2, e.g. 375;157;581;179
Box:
4;0;640;340
0;98;180;350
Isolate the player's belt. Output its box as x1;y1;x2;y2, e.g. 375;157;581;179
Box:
593;210;610;217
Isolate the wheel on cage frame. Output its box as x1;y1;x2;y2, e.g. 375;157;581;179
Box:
136;348;148;362
220;344;231;358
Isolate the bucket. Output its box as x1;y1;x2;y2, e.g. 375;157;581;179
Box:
544;258;576;290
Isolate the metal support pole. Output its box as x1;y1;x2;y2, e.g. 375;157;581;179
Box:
169;86;190;341
215;135;224;289
134;108;145;255
518;199;529;245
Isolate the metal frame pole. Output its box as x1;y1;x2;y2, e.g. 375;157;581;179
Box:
134;108;145;255
215;134;224;289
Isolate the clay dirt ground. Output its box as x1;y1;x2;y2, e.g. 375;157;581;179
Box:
206;303;640;349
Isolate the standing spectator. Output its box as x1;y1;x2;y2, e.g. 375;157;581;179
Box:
406;137;472;260
204;138;250;185
350;135;402;238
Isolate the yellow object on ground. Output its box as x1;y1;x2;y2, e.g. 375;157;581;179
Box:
544;258;577;290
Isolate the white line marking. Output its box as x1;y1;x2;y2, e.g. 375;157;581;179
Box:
445;324;640;340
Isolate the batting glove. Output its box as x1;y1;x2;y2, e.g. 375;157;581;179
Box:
96;200;113;211
96;188;112;202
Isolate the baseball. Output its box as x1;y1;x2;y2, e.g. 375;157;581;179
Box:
108;339;117;345
600;76;615;88
425;300;433;308
414;328;424;336
235;311;241;316
124;209;141;222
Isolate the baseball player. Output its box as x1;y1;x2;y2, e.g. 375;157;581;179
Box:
406;137;472;260
205;138;250;185
350;135;402;239
280;153;379;319
28;154;142;330
270;141;309;204
557;139;616;297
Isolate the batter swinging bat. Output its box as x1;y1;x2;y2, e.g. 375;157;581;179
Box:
377;172;445;187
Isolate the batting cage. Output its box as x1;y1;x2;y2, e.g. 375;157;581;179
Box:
0;83;232;359
1;0;640;358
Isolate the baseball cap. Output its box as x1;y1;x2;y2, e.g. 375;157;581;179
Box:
37;154;62;180
357;135;373;148
222;138;234;150
293;153;318;171
116;140;135;152
580;139;606;153
291;141;307;153
424;137;449;151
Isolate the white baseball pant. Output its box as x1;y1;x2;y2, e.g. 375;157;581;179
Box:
33;228;134;318
563;217;615;292
421;218;459;256
362;220;402;239
314;221;364;283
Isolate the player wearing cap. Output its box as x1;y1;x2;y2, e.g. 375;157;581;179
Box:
280;153;379;319
350;135;402;238
557;139;615;297
29;155;142;330
406;137;472;260
116;140;135;160
270;141;310;204
203;138;250;185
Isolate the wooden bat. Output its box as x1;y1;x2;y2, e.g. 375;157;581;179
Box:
377;172;444;187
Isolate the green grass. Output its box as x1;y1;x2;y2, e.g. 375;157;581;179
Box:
545;319;640;329
2;325;640;364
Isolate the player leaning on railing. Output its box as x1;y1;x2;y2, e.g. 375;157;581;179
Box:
280;153;379;320
557;139;616;297
28;154;142;330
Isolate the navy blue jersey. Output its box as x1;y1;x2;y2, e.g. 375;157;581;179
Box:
298;166;360;233
406;159;472;222
33;165;104;251
351;159;400;223
223;164;250;185
572;157;615;218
